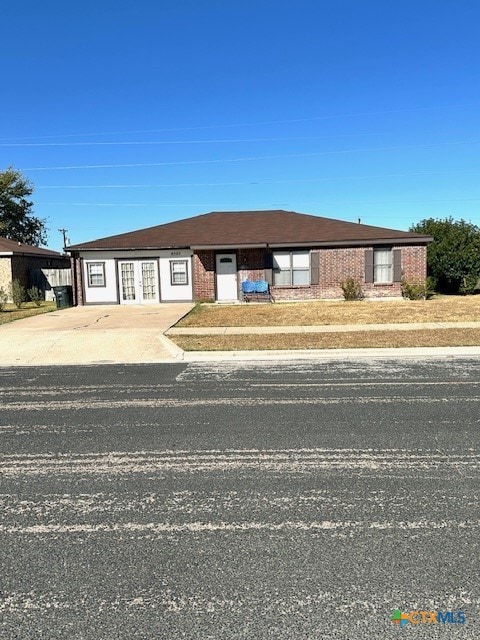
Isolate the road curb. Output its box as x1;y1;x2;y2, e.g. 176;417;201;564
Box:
181;346;480;361
158;334;186;360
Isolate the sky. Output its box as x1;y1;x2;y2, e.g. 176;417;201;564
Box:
1;0;479;252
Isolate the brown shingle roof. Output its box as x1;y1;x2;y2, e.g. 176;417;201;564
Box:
0;237;66;257
68;210;432;251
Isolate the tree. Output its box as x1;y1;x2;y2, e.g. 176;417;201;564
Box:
410;217;480;294
0;167;47;246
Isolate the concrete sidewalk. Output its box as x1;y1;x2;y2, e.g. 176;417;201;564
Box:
166;320;480;335
164;320;480;361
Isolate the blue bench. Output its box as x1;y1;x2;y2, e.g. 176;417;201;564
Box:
241;280;275;303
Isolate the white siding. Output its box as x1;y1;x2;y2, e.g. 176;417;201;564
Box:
79;249;193;304
82;255;118;303
159;250;193;301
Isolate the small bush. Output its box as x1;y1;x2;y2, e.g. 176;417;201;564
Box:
459;274;480;295
340;277;363;301
10;279;26;309
0;287;8;311
401;277;434;300
27;286;43;306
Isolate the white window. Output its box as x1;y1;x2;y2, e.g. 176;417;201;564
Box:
273;251;310;286
87;262;106;287
170;260;188;286
374;248;393;283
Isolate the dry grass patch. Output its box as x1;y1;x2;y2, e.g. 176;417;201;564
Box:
176;296;480;328
0;301;56;325
172;328;480;351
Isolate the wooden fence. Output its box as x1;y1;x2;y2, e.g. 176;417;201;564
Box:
30;268;72;301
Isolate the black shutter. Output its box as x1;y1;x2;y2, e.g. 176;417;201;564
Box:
393;248;402;282
264;251;273;285
310;251;319;285
365;249;374;283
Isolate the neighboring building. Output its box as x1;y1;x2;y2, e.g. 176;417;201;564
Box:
0;237;71;301
67;210;432;305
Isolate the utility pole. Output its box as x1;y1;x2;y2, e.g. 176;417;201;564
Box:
58;228;69;248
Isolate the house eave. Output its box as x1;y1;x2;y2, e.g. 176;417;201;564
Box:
68;236;433;253
269;237;433;248
1;250;65;257
68;245;191;253
191;243;268;250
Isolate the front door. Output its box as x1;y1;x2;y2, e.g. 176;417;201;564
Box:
215;253;238;301
118;260;159;304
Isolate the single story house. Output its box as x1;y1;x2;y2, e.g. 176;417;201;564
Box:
67;210;432;305
0;237;71;302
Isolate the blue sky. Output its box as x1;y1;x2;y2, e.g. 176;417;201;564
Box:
1;0;479;252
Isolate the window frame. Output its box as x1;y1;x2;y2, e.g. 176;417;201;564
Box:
373;247;393;284
273;250;310;287
86;262;106;288
170;259;189;286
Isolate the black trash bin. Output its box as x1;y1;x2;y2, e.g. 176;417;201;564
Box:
53;285;73;309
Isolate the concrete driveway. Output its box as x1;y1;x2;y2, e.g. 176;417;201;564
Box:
0;304;193;366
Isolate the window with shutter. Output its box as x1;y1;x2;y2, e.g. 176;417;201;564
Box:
272;251;310;286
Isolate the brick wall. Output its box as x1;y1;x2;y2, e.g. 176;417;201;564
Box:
193;249;268;301
317;246;404;299
71;255;84;305
193;251;216;300
193;245;428;302
271;247;360;300
273;246;426;300
401;245;427;283
237;248;265;284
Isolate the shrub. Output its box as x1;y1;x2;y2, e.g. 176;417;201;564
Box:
0;287;8;311
459;274;480;295
340;277;363;301
27;286;43;306
401;277;434;300
10;279;26;309
410;217;480;294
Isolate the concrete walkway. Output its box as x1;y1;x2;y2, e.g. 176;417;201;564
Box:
0;304;194;366
165;320;480;361
166;321;480;335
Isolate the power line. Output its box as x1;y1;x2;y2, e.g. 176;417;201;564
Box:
37;197;480;207
23;153;322;171
35;168;480;189
0;132;396;147
21;140;480;171
1;102;478;141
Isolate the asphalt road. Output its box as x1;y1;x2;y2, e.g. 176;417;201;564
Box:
0;358;479;639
